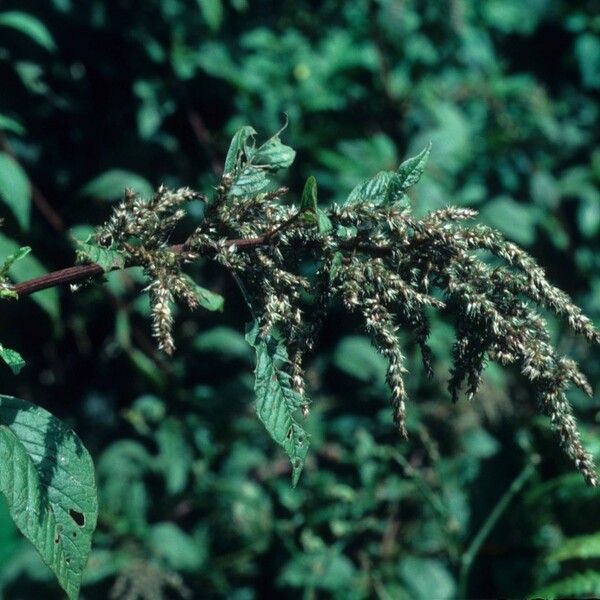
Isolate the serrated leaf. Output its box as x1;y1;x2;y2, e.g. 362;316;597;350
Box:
397;142;432;191
0;344;25;374
246;321;310;486
0;152;31;230
0;395;97;599
301;176;318;213
80;170;153;201
0;12;57;52
224;126;256;174
346;170;396;205
228;165;272;197
76;241;125;272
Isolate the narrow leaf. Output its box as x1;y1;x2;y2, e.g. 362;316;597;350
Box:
0;114;26;136
246;322;310;486
0;344;25;374
0;395;98;599
0;152;31;230
397;142;432;191
196;0;223;33
0;12;57;52
300;176;318;213
183;275;225;312
224;126;256;174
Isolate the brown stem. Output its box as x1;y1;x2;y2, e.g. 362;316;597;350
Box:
10;236;391;298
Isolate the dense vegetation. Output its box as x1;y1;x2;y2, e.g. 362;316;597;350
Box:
0;1;599;598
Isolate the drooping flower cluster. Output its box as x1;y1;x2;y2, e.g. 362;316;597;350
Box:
89;126;600;485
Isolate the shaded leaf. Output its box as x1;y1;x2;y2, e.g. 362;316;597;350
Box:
76;241;125;272
224;126;256;174
0;344;25;374
0;12;56;52
81;170;153;201
0;395;97;599
0;152;31;230
197;0;223;33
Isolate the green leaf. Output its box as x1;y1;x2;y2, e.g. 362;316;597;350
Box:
224;126;256;174
333;336;387;384
316;208;333;234
193;326;251;361
76;241;125;272
250;129;296;172
480;196;538;246
0;152;31;230
0;114;25;136
548;533;600;562
148;522;206;572
0;245;30;279
396;142;432;191
183;276;225;312
196;0;223;33
300;176;318;212
246;321;310;486
533;571;600;600
398;556;455;600
0;395;98;599
346;170;400;205
0;344;25;374
155;419;192;495
0;234;59;321
80;170;153;201
0;12;57;52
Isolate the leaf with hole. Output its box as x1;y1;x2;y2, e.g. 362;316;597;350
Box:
0;395;98;599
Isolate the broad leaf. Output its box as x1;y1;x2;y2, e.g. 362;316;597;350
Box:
346;170;399;205
246;322;310;486
0;395;97;599
0;152;31;230
249;130;296;172
80;170;153;201
0;12;57;52
76;241;125;272
0;344;25;374
397;142;432;190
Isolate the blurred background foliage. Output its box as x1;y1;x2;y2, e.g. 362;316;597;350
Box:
0;0;599;598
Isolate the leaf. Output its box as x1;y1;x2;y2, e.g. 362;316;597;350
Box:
148;522;206;572
396;142;432;191
0;245;30;278
224;126;256;174
300;176;318;213
346;170;399;205
155;419;192;495
193;326;251;361
0;152;31;230
246;321;310;486
0;12;57;52
0;344;25;374
183;275;225;312
0;114;25;136
480;196;538;246
0;395;98;599
0;234;59;321
533;571;600;600
76;241;125;272
548;532;600;562
250;129;296;172
333;336;387;384
196;0;223;33
398;556;456;600
80;170;153;201
316;208;333;234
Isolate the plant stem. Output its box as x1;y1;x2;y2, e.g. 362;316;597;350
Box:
9;237;392;298
456;456;539;599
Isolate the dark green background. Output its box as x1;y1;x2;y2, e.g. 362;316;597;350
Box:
0;1;599;598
